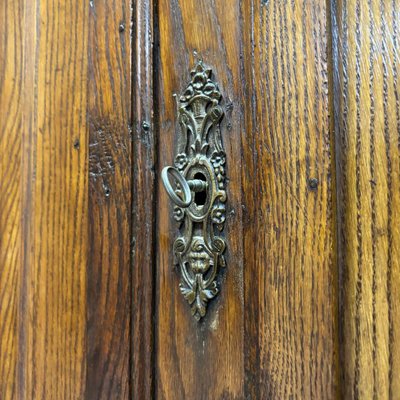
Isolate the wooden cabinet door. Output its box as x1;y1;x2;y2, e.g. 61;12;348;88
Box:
1;0;399;399
147;1;337;398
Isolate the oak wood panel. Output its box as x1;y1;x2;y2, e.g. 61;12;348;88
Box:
332;0;400;398
131;0;156;398
1;0;134;397
155;1;245;398
87;0;132;397
0;0;23;398
241;0;339;398
20;0;89;397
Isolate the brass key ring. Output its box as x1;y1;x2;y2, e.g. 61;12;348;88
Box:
161;166;192;208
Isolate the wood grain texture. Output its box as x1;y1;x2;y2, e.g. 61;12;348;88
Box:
155;1;245;399
131;0;156;398
0;0;23;398
1;0;134;397
332;0;400;398
20;0;89;397
241;0;339;398
2;0;399;397
154;0;339;398
87;0;132;398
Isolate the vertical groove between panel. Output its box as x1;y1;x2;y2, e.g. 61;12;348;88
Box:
131;0;157;397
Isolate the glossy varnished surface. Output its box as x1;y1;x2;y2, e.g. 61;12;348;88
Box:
154;0;338;398
332;0;400;397
87;0;132;397
0;0;23;398
241;0;338;398
20;0;89;397
131;0;156;398
1;0;399;398
155;0;245;398
0;0;132;398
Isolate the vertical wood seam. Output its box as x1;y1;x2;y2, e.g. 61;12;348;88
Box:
131;0;156;397
326;0;341;397
329;0;347;397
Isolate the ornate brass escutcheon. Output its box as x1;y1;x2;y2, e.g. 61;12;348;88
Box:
161;61;227;321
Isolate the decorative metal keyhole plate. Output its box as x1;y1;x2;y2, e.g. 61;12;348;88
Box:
162;61;227;320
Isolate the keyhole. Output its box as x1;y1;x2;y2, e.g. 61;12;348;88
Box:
193;172;207;206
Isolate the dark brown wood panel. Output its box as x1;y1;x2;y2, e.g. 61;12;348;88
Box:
1;1;135;397
3;0;400;398
87;0;132;397
332;0;400;397
154;0;339;398
1;0;139;397
155;0;245;398
0;0;23;398
241;0;339;398
20;0;89;397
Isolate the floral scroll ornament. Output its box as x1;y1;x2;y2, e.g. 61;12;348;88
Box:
163;61;228;321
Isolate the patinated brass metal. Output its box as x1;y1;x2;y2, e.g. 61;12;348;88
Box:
161;61;227;320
